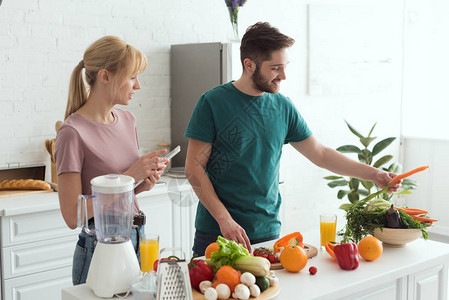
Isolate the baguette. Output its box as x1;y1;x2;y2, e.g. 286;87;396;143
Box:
0;179;52;191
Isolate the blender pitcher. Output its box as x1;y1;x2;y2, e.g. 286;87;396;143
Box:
78;174;134;242
78;174;141;298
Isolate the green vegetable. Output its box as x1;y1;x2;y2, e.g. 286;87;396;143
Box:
206;256;270;277
204;236;270;276
231;256;270;277
366;198;391;211
339;196;430;243
255;276;270;292
208;236;249;270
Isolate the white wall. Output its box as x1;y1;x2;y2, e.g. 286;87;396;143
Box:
401;0;449;140
399;0;449;242
1;0;437;236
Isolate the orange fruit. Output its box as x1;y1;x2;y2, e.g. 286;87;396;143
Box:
279;245;308;272
215;265;241;292
358;236;383;261
204;242;220;259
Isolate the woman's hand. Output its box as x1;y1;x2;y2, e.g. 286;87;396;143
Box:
135;173;163;193
125;148;169;191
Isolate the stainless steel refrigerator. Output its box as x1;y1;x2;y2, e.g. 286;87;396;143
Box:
170;42;241;168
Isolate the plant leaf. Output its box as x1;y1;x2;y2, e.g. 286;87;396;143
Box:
358;189;369;196
336;145;362;154
401;179;418;190
373;155;393;168
367;123;377;138
386;162;401;173
360;137;377;148
324;175;344;180
348;191;359;203
372;137;396;156
360;180;374;190
395;190;413;195
337;189;352;199
345;120;363;139
349;178;360;191
358;150;373;165
339;203;352;211
327;180;348;188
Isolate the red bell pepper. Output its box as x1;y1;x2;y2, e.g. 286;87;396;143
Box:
188;256;214;291
333;243;359;270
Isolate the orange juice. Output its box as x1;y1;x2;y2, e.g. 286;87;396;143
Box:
140;239;159;272
320;218;337;247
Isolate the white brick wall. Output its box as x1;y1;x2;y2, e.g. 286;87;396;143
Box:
0;0;412;234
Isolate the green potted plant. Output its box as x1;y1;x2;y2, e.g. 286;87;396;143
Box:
322;121;432;243
323;121;417;209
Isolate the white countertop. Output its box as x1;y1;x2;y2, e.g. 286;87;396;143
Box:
61;231;449;300
0;176;189;217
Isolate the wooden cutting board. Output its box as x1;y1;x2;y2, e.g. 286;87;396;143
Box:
192;283;279;300
0;189;53;199
270;243;318;270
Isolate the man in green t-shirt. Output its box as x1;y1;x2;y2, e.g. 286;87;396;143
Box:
185;22;400;256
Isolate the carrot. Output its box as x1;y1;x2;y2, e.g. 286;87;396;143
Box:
412;215;437;224
396;207;429;215
389;166;429;187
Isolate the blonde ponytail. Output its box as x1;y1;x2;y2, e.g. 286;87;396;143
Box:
64;36;147;120
65;62;87;120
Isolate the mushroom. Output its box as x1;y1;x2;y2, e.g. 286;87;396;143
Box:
199;280;213;294
215;283;231;300
268;275;278;286
239;272;256;287
234;284;250;300
249;284;261;297
204;287;218;300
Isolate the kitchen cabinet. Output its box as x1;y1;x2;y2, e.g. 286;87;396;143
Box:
0;204;78;300
137;178;199;258
258;234;449;300
0;177;199;300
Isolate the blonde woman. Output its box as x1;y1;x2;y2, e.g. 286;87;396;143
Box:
55;36;169;285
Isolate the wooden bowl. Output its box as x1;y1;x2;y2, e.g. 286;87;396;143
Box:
373;227;422;247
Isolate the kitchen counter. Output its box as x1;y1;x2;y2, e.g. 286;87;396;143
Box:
61;231;449;300
0;175;197;300
0;176;186;217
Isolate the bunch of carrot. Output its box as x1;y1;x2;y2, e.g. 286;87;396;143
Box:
396;207;437;224
388;165;436;225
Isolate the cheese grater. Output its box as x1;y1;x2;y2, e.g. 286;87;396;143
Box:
156;247;193;300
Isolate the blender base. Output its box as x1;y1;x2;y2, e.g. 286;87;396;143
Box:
86;240;140;298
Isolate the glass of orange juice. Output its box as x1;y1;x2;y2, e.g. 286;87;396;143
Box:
320;214;337;250
140;234;159;273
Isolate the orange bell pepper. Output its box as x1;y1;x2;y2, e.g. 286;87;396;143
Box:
273;232;304;253
325;242;336;259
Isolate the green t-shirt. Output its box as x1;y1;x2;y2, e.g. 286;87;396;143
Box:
185;82;312;240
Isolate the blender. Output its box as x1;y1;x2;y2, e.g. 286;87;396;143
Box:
78;174;141;298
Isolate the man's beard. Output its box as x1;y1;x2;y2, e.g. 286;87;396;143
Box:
251;65;279;94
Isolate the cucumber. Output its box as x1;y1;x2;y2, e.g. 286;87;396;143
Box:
255;276;270;292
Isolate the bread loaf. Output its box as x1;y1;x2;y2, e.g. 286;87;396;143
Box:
0;179;52;191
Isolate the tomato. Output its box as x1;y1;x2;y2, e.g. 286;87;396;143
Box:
153;256;179;272
254;247;278;263
268;254;278;263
